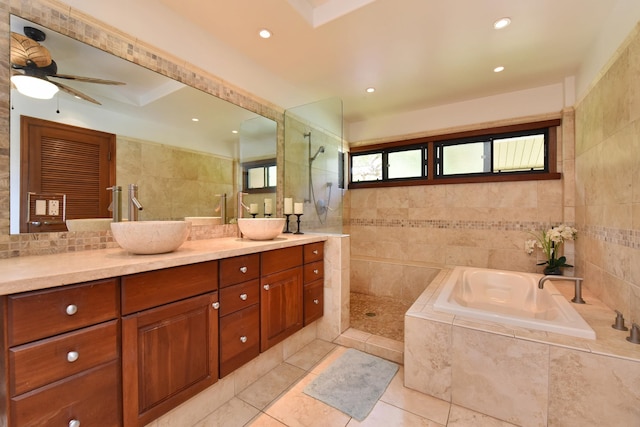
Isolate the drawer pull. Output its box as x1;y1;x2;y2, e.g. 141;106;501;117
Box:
67;351;79;363
212;302;220;310
240;336;248;343
65;304;78;316
69;420;80;427
240;293;248;301
263;284;270;291
313;269;319;274
313;249;319;255
239;266;248;273
313;299;320;305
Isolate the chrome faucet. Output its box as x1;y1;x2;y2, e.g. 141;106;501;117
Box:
237;191;249;237
215;193;227;224
128;184;144;221
538;275;585;304
107;185;122;222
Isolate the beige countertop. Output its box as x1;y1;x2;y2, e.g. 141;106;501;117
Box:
0;234;327;295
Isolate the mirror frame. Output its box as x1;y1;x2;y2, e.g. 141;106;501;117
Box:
0;0;286;256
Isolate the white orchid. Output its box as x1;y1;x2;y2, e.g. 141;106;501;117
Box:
525;224;577;272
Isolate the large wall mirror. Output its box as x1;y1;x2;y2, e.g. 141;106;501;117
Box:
8;14;278;234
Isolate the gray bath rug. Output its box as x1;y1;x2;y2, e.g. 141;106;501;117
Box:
303;348;398;421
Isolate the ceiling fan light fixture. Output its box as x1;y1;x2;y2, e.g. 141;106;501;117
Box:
11;75;59;99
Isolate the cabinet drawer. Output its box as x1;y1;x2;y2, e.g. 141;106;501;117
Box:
304;261;324;284
219;304;260;377
261;246;303;276
122;261;218;314
8;278;119;346
10;320;119;396
219;254;260;288
304;242;324;263
10;360;121;427
219;279;259;316
304;280;324;325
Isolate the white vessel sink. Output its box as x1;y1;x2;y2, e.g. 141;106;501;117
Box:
111;221;191;254
237;218;285;240
184;216;223;226
66;218;113;232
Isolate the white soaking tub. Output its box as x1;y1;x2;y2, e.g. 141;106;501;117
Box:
433;266;596;339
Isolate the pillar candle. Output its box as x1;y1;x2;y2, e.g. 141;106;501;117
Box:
294;202;304;215
284;198;293;215
264;198;273;215
249;203;259;214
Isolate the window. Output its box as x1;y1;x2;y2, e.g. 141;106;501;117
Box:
243;159;276;193
349;120;560;188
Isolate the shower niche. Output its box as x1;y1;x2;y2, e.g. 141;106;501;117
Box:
284;98;345;234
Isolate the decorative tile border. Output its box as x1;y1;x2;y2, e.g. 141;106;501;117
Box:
585;225;640;250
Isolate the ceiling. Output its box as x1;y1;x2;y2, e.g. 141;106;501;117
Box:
152;0;618;123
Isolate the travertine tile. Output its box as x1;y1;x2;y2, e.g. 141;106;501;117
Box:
447;405;519;427
451;327;549;427
237;363;306;410
365;335;404;364
233;342;285;394
380;367;450;425
246;413;288;426
192;397;259;427
285;339;337;371
548;346;640;426
346;400;444;427
262;372;352;427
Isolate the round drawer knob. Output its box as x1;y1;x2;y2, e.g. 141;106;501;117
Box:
239;293;248;301
239;266;248;273
240;336;248;343
65;304;78;316
313;299;320;305
67;351;79;363
263;284;270;291
313;249;319;255
212;302;220;310
313;269;319;274
69;420;80;427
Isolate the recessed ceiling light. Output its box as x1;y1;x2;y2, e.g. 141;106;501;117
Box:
232;130;238;134
192;118;199;122
259;29;272;39
493;17;511;30
494;66;505;73
366;87;375;93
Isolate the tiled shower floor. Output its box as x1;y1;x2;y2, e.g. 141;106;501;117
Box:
349;292;411;342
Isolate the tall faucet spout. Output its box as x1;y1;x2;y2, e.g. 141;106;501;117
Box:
128;184;144;221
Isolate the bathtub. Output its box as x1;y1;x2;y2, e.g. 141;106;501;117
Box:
433;266;596;339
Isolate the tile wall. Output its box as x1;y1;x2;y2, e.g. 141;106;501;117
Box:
575;22;640;322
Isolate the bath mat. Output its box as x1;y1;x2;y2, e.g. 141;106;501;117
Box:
303;348;398;421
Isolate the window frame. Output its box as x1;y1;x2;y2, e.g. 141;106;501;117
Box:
242;158;277;194
349;119;561;189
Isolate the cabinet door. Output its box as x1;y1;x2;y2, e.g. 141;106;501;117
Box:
122;292;219;427
260;267;303;351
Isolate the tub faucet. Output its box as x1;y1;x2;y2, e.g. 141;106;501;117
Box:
128;184;144;221
538;275;585;304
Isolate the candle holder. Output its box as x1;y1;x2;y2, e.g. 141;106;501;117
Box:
294;214;304;234
250;213;257;218
283;214;292;233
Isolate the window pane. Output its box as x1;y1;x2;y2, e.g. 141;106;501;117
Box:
493;134;544;172
442;142;489;175
388;149;422;179
351;153;382;182
267;165;277;187
247;167;265;189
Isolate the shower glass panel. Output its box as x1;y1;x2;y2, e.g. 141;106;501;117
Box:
284;98;344;233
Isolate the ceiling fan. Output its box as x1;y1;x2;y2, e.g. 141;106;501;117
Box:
10;26;125;105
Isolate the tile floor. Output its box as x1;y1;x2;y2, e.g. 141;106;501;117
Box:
191;339;519;427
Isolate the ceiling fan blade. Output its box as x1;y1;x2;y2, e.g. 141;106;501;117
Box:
49;74;126;85
10;32;52;68
51;81;102;105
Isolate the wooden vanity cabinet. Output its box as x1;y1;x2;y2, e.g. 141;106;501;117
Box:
121;261;219;427
218;254;260;377
260;246;304;351
303;242;324;325
5;278;121;427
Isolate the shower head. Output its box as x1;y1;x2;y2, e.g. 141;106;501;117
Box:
310;146;325;162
